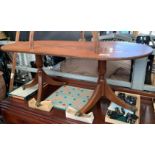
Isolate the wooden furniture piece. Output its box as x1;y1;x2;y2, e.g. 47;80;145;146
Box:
0;76;155;124
9;31;20;92
0;71;6;100
0;97;120;124
0;85;155;124
1;31;153;115
105;91;141;124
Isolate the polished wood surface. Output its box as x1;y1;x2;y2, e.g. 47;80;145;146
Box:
0;32;153;115
9;31;20;92
77;60;136;115
0;96;154;124
0;78;155;124
23;55;65;106
1;41;152;61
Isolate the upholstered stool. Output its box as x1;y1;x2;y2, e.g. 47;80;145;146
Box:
46;85;94;111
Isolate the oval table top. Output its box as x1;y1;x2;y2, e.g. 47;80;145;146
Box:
1;41;153;61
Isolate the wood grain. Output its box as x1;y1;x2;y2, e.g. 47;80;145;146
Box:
0;81;154;124
9;31;20;92
1;41;153;61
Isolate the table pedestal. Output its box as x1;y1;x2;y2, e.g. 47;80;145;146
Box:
23;55;136;113
23;55;65;105
77;60;136;115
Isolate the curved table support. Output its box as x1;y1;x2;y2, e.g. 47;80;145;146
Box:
36;69;43;105
44;71;66;86
23;56;137;112
23;75;38;90
105;82;136;111
77;60;137;115
23;54;65;105
1;39;152;115
76;84;102;115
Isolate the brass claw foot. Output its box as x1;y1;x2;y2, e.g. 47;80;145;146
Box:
75;111;82;116
35;101;42;107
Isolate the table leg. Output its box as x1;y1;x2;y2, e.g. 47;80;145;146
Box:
105;80;136;111
43;71;66;86
36;68;43;106
23;55;43;90
76;84;102;115
77;60;137;115
23;54;65;104
22;75;38;90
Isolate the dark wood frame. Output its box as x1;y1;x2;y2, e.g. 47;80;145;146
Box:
0;81;154;124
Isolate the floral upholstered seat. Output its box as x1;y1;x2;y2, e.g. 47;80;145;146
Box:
46;85;94;110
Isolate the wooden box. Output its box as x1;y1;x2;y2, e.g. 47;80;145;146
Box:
105;91;141;124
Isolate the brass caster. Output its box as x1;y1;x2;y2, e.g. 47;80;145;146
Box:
35;101;42;107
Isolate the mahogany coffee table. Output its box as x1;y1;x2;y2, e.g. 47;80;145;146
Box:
1;32;153;115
